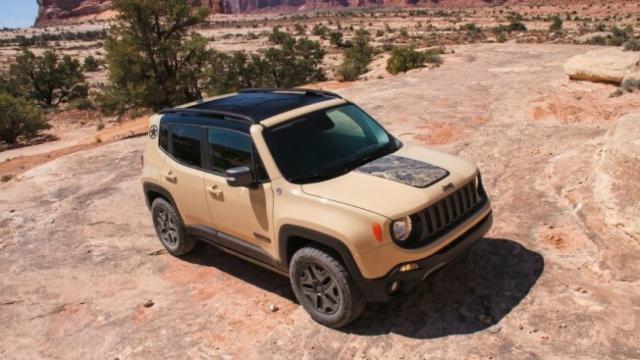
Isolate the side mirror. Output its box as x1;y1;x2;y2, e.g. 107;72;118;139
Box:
225;166;254;187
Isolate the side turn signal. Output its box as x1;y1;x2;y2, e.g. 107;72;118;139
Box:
371;223;383;242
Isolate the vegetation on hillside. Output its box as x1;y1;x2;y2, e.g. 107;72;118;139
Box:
0;93;49;144
99;0;327;114
97;0;211;114
0;48;88;144
6;49;87;107
386;47;443;75
337;29;375;81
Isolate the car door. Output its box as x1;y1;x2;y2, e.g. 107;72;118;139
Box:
202;126;274;255
159;122;210;226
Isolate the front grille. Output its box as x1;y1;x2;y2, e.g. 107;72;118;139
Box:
401;176;486;249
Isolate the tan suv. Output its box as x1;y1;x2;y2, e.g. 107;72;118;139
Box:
141;88;492;328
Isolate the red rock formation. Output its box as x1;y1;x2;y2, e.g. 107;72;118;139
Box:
34;0;588;26
36;0;112;25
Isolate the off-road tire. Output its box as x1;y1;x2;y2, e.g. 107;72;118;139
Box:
290;246;366;328
151;198;196;256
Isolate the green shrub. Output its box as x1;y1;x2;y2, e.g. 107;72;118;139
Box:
82;55;100;72
462;23;483;40
588;35;607;45
0;92;48;144
508;20;527;32
206;36;326;93
336;60;362;82
549;15;563;33
8;49;85;107
621;78;640;92
262;37;326;87
423;50;444;65
610;88;624;97
70;97;96;110
312;24;329;37
99;0;210;114
269;26;289;45
623;38;640;51
336;29;375;81
70;83;89;99
608;26;632;46
294;23;306;35
386;47;427;74
329;31;344;47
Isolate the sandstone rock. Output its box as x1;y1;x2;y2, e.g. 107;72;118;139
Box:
35;0;226;26
563;48;640;84
596;113;640;240
35;0;540;26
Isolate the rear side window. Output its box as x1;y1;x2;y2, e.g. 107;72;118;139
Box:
171;124;202;167
158;122;169;151
208;128;269;181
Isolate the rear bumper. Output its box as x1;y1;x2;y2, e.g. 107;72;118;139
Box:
353;211;493;302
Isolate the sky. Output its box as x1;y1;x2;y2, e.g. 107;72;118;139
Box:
0;0;39;29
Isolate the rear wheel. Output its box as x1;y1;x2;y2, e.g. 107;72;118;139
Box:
151;198;195;256
290;247;366;328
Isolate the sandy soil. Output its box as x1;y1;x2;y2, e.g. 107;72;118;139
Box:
1;43;640;359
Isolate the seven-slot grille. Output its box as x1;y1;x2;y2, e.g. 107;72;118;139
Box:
404;177;485;249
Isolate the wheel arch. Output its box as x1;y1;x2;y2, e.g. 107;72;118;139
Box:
143;182;177;210
278;225;365;283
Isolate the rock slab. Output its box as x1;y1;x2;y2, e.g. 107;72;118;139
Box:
563;47;640;84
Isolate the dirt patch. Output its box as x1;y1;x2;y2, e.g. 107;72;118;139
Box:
540;232;571;251
414;122;463;144
529;88;640;124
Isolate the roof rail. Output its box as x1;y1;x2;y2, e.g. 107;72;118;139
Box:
158;107;255;123
238;88;342;99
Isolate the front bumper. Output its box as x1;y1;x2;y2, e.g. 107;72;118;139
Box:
352;211;493;302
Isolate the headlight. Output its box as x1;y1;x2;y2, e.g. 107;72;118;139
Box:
392;216;413;242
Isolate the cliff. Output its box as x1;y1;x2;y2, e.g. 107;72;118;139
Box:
34;0;577;27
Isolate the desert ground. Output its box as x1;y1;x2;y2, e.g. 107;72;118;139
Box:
1;39;640;359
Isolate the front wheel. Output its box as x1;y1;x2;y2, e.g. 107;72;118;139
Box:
289;247;366;328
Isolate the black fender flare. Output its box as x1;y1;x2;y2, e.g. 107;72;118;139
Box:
277;225;366;285
142;182;177;210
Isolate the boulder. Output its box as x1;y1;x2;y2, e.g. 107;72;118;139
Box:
596;113;640;240
563;48;640;84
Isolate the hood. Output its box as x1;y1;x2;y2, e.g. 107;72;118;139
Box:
301;145;478;219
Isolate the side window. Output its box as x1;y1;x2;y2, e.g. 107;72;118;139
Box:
208;128;269;181
158;122;169;151
171;124;202;167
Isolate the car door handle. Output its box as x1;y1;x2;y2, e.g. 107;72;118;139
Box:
164;171;177;182
207;185;223;196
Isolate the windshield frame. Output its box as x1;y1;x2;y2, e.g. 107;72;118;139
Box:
262;102;403;184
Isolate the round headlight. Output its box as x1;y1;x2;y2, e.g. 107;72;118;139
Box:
392;216;413;242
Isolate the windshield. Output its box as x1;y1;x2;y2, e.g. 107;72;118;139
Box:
263;104;399;184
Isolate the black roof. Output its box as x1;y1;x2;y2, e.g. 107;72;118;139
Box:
159;88;342;124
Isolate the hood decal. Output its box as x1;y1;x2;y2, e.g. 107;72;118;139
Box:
355;155;449;188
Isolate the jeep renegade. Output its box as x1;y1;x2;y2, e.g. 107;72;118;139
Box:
141;88;492;328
